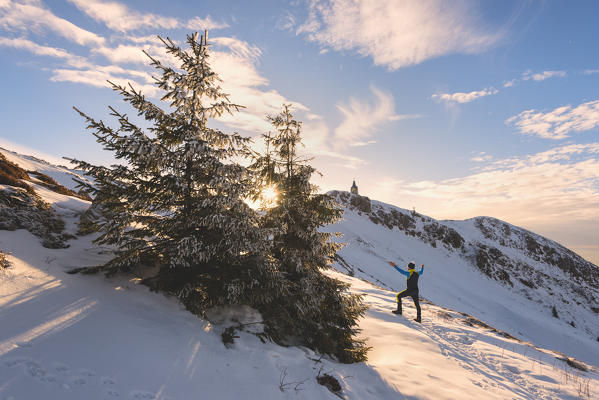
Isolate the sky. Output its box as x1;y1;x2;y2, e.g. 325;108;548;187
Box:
0;0;598;264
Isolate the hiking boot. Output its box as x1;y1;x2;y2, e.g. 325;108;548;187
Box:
392;309;402;315
414;317;421;323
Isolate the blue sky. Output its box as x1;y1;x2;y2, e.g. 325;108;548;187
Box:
1;0;598;264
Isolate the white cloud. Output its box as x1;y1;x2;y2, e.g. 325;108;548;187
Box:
67;0;228;33
92;43;165;64
0;0;105;45
297;0;503;70
522;70;566;82
0;36;88;67
506;99;599;139
50;67;160;97
583;69;599;75
334;86;415;147
470;152;492;162
186;15;229;31
275;11;296;31
503;79;517;88
205;36;309;133
374;143;599;228
350;140;377;147
432;87;498;104
67;0;178;32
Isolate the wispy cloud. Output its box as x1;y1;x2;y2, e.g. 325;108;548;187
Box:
432;87;498;104
0;0;362;168
92;43;166;64
0;36;88;67
506;99;599;139
0;0;105;45
50;66;158;96
186;15;229;31
522;70;566;81
297;0;503;70
470;151;493;162
334;85;416;147
67;0;227;32
67;0;177;32
375;143;599;226
503;70;567;88
583;69;599;75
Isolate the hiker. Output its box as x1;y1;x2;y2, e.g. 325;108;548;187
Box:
388;261;424;323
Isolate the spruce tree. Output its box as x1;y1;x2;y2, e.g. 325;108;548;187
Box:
253;105;369;363
69;32;286;314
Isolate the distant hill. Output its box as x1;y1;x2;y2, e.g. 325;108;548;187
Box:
326;190;599;365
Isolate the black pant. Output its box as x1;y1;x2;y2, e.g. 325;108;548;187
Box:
396;289;421;318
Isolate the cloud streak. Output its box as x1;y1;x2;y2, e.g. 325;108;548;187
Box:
0;0;105;45
432;87;498;104
522;70;566;82
297;0;503;70
333;86;416;147
0;36;88;67
375;143;599;227
67;0;228;32
506;99;599;139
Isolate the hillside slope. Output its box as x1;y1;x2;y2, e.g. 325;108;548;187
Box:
1;148;598;399
326;191;599;366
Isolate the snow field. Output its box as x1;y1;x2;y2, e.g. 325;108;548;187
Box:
1;148;598;399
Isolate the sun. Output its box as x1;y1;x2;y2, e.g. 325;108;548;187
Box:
260;185;278;208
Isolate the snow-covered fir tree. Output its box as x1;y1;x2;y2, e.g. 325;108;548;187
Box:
252;105;369;363
69;32;287;314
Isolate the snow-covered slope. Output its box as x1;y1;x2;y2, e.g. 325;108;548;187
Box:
326;191;599;367
1;148;599;399
0;146;90;191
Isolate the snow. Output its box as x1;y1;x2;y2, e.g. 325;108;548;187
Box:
2;227;598;399
325;196;599;367
1;148;598;399
0;147;90;191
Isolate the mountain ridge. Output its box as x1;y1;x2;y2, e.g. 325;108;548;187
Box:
327;190;599;365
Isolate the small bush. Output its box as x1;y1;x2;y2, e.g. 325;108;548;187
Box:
0;251;10;269
552;305;559;318
316;373;342;394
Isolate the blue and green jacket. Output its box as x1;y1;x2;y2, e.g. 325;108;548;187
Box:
394;265;424;291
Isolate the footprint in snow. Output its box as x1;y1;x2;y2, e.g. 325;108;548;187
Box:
53;362;70;374
77;368;96;377
130;390;158;399
69;376;87;386
4;356;29;368
503;365;520;374
102;376;116;385
105;388;120;397
24;360;46;378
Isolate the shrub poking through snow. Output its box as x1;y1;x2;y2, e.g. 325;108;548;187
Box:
0;250;10;269
0;186;69;248
316;372;342;394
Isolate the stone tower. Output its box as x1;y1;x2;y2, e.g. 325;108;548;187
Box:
350;180;359;195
